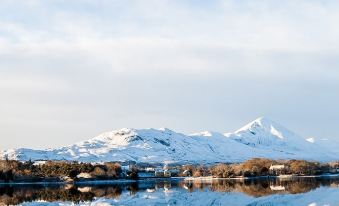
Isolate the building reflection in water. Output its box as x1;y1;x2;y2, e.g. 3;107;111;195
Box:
0;178;338;205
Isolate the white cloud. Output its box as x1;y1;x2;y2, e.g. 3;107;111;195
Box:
1;0;339;149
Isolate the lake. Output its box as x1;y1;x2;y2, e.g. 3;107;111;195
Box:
1;177;339;206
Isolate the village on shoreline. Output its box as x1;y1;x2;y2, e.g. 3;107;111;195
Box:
1;158;339;184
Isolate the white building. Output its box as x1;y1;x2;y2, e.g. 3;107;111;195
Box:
269;165;285;170
269;164;287;175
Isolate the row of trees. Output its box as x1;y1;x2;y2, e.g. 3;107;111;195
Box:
38;161;122;179
0;160;124;182
1;158;338;182
181;158;337;178
210;159;325;178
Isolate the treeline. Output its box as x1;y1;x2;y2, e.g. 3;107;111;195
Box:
0;160;136;182
180;158;339;178
0;158;338;182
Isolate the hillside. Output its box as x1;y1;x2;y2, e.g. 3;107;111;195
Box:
0;117;337;163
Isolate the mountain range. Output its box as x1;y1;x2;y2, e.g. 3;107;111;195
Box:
1;117;338;163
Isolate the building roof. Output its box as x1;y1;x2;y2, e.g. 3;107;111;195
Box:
269;165;285;170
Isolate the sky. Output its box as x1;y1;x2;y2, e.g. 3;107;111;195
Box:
1;0;339;150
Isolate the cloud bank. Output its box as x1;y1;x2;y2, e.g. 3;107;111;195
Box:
0;0;339;149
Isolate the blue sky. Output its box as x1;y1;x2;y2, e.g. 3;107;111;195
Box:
1;0;339;149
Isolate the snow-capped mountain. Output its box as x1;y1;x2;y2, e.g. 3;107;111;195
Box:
225;117;333;161
0;117;338;163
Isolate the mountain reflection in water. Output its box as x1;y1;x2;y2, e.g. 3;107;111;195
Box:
0;178;339;205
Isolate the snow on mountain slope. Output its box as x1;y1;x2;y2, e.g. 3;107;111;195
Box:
0;117;338;163
189;131;260;162
225;117;335;161
228;117;304;147
0;128;246;163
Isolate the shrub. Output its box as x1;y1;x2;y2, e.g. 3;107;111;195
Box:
180;165;194;177
193;166;209;177
105;162;122;178
288;160;320;175
240;158;276;176
91;166;106;177
210;164;234;178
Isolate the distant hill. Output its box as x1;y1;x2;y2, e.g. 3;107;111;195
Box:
1;117;338;163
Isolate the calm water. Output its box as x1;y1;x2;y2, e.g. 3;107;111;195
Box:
1;177;339;206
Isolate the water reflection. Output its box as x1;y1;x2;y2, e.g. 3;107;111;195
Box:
0;178;338;205
185;178;339;196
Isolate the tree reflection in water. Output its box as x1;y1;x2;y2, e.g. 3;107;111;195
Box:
183;177;339;197
0;178;338;205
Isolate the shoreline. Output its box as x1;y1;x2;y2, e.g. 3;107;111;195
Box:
0;177;186;185
1;174;339;185
184;173;339;181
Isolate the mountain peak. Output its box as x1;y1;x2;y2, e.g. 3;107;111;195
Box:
230;117;304;148
235;117;280;134
255;116;275;124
